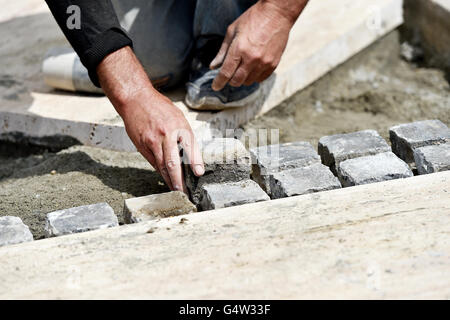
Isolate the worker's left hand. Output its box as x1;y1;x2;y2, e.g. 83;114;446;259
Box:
210;1;305;90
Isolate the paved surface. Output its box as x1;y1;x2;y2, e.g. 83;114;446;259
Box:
0;171;449;299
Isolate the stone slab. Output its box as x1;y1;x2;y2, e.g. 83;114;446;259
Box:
44;203;118;237
389;120;450;164
0;216;33;247
185;138;251;204
250;141;321;196
124;191;197;223
200;180;270;211
0;0;404;151
270;163;341;199
0;171;449;299
318;130;391;172
337;152;413;187
0;0;47;23
414;143;450;174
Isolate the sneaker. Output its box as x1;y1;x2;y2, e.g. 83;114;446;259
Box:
185;55;260;111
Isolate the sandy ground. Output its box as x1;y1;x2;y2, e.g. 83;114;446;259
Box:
0;12;66;98
1;30;449;239
0;144;168;239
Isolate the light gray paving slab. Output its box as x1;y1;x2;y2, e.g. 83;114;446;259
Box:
45;203;118;237
0;216;33;247
185;138;251;204
270;163;341;199
389;120;450;164
250;141;321;196
200;180;270;210
413;143;450;174
318;130;390;172
337;152;413;187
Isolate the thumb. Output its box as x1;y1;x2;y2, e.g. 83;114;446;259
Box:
210;29;234;69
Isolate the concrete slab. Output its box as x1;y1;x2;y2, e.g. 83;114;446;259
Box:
185;138;251;205
0;0;404;151
0;0;47;23
1;171;449;299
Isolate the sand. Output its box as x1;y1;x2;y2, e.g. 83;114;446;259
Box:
0;143;168;239
244;31;449;147
1;30;449;239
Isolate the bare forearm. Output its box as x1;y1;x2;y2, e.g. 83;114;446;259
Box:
261;0;309;25
95;46;204;193
211;0;308;90
96;46;156;117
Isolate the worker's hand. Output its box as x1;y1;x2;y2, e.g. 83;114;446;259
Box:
210;0;308;90
118;89;205;194
97;47;205;193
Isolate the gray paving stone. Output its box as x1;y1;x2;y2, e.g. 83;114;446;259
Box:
269;163;341;199
45;203;118;237
250;141;321;196
413;143;450;174
200;180;270;210
124;191;197;223
390;120;450;164
185;138;251;204
337;152;413;187
0;216;33;247
318;130;390;172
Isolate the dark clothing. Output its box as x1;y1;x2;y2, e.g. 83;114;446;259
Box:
45;0;257;88
45;0;133;86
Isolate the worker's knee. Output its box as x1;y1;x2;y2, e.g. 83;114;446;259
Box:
137;47;192;89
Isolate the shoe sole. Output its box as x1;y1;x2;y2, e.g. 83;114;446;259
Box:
185;86;261;111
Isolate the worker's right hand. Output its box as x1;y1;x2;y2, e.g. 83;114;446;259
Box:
210;0;309;91
97;46;205;193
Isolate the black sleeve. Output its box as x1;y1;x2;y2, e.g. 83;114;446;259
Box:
45;0;133;87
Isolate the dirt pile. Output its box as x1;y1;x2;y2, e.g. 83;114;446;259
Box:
244;31;450;147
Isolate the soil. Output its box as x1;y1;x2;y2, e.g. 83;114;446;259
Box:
244;31;450;147
1;30;449;239
0;143;169;239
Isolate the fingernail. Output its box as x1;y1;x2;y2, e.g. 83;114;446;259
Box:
194;165;205;176
173;185;181;191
